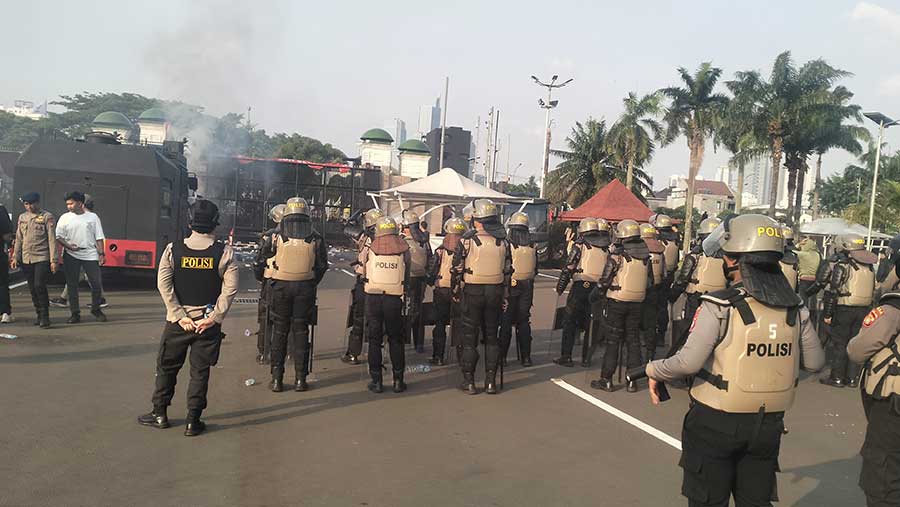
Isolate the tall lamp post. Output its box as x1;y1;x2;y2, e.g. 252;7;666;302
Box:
863;111;898;248
532;75;573;199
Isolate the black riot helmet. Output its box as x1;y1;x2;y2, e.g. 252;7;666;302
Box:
190;199;220;233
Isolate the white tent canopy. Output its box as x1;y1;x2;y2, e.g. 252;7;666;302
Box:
370;167;525;204
799;217;892;239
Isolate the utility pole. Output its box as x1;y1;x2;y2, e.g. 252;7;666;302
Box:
438;77;450;171
531;75;573;199
473;115;480;178
491;109;501;186
484;108;494;184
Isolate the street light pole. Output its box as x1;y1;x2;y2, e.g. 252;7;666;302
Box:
864;111;898;249
532;75;573;199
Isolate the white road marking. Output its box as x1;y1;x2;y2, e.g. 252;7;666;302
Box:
339;269;356;278
551;378;682;451
9;281;26;289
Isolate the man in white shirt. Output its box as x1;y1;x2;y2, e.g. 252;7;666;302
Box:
55;191;107;323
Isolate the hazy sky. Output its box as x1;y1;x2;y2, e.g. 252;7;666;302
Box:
4;0;900;189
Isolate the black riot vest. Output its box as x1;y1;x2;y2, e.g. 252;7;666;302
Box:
172;241;225;307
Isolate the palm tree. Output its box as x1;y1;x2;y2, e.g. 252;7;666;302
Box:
660;63;728;252
606;92;663;192
729;52;852;218
546;118;652;206
715;88;764;213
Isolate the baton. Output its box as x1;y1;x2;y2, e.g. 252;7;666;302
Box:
626;367;670;402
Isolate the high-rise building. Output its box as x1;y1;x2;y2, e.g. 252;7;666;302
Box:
383;119;407;167
425;126;471;177
418;98;441;137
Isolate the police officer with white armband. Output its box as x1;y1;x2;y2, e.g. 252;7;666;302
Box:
849;249;900;507
554;217;611;367
399;210;432;354
590;219;651;392
265;198;328;392
427;217;467;366
452;199;512;395
253;203;285;365
780;225;800;292
643;214;825;506
669;217;727;355
499;212;538;367
640;223;667;361
342;208;385;365
138;200;239;437
361;216;411;393
806;233;877;388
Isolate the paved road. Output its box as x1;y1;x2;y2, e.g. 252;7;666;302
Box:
0;263;868;506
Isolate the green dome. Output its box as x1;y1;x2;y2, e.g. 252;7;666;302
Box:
398;139;430;154
92;111;134;129
360;128;393;144
138;107;166;123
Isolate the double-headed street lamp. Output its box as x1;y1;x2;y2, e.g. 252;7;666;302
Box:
532;75;573;199
863;111;899;248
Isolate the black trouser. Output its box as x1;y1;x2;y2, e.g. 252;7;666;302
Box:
600;299;643;379
257;279;269;355
670;292;702;357
22;261;50;314
63;252;103;315
499;279;534;361
366;293;405;381
641;285;663;361
680;402;784;507
407;276;426;348
561;281;594;359
860;395;900;506
0;250;9;315
432;286;453;360
347;278;366;356
460;284;503;376
828;305;869;382
798;279;818;329
151;321;223;414
269;279;316;379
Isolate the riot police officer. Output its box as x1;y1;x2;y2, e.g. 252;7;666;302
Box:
253;203;285;364
591;219;651;392
138;200;240;437
554;217;611;367
399;210;432;354
499;212;538;367
651;213;680;344
669;217;727;355
427;217;467;366
640;223;667;362
848;250;900;507
780;225;799;292
807;233;877;388
452;199;511;395
643;214;825;506
342;208;385;365
360;216;411;393
265;198;328;392
875;234;900;299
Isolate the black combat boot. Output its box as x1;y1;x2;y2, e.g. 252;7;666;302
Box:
39;308;50;329
256;352;265;365
368;374;384;393
819;376;845;388
521;356;533;367
67;313;80;324
428;356;445;366
295;376;309;392
459;372;478;395
392;371;407;393
847;377;859;389
341;353;361;365
33;309;41;326
184;411;206;437
485;370;498;395
553;356;574;367
137;407;170;429
91;309;108;322
270;368;284;392
590;377;615;392
626;380;639;393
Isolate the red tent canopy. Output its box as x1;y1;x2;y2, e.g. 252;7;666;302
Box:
559;179;654;222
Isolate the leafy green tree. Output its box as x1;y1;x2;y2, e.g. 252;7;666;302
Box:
546;118;652;208
505;175;540;197
660;62;728;253
52;92;159;138
274;133;346;163
606;92;663;191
